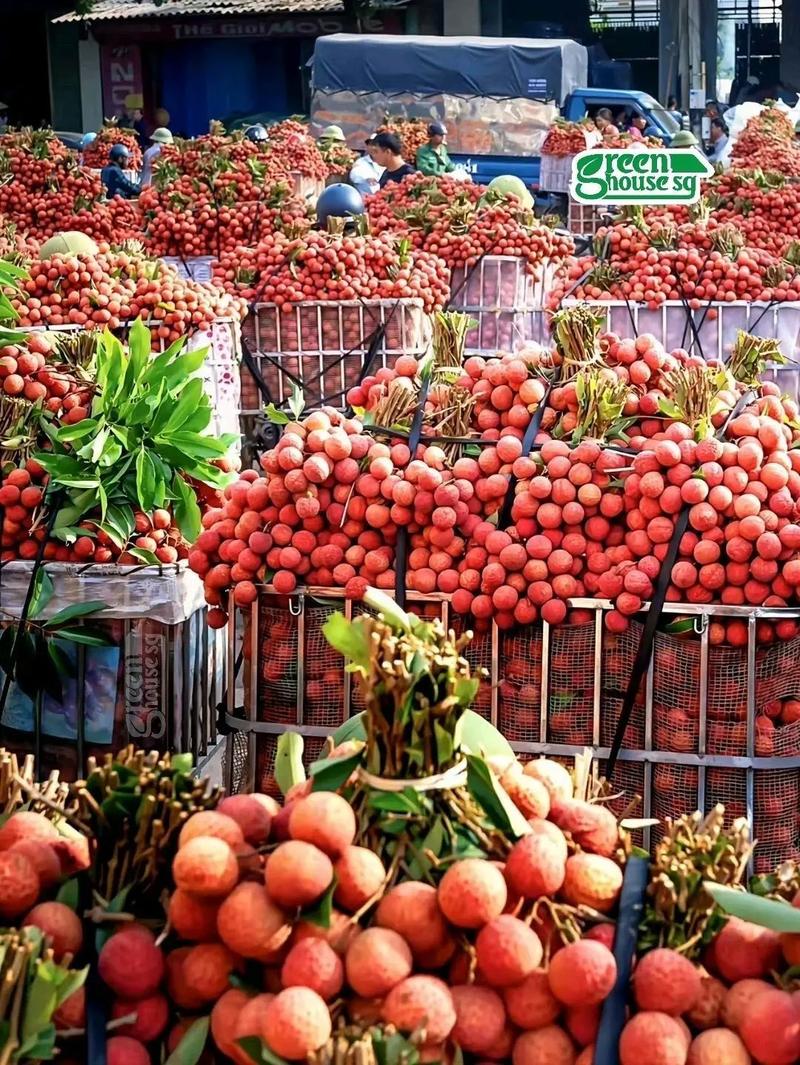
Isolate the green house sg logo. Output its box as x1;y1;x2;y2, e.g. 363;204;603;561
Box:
570;148;714;205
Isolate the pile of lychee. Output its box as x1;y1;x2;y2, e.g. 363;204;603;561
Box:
152;757;625;1065
620;904;800;1065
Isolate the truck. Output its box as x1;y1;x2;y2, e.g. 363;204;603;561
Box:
309;35;680;190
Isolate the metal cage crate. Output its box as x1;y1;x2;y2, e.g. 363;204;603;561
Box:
449;256;558;350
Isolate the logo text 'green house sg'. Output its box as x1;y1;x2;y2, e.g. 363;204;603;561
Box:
570;148;714;205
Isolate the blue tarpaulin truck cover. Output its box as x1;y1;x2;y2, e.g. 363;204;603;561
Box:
310;34;588;104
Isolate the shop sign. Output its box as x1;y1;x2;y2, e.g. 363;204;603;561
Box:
570;148;714;205
100;43;143;117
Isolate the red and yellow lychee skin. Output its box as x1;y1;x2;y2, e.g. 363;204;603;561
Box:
575;1046;595;1065
345;927;412;998
382;975;457;1045
512;1024;577;1065
0;811;59;851
263;986;333;1060
476;915;543;988
182;942;238;1002
23;902;82;961
281;938;344;1001
165;947;205;1011
686;976;726;1030
619;1012;689;1065
547;940;617;1008
502;768;551;820
218;793;274;845
172;836;239;898
438;858;508;928
523;759;574;803
334;846;386;912
549;799;619;857
721;980;773;1030
687;1029;751;1065
106;1036;150;1065
217;881;290;961
9;840;61;891
634;948;702;1016
451;984;507;1055
504;820;567;899
376;881;450;956
110;993;169;1042
179;810;245;850
561;853;623;914
169;888;220;942
265;840;333;909
504;969;561;1030
292;909;362;956
289;791;357;858
0;851;39;920
211;988;254;1059
231;994;276;1065
714;916;782;982
98;929;164;1000
739;988;800;1065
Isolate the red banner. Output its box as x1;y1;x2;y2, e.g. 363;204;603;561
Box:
100;44;143;119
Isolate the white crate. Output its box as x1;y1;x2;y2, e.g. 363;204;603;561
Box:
240;298;432;411
450;256;555;350
289;172;325;202
161;256;215;283
540;154;575;194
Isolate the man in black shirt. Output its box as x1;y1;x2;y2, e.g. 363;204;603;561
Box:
373;132;416;188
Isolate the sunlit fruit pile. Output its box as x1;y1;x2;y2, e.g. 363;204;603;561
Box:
318;138;358;176
81;123;143;171
377;116;430;162
367;173;574;274
212;229;450;311
551;218;800;307
729;103;800;176
542;120;594;156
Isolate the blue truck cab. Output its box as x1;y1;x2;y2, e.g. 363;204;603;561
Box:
309;35;680;193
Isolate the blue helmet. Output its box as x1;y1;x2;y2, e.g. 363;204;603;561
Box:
109;143;130;164
317;183;365;227
80;132;97;151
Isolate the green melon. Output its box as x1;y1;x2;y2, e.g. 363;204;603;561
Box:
38;232;99;259
485;174;534;208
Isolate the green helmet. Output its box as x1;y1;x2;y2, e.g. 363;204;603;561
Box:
670;129;699;148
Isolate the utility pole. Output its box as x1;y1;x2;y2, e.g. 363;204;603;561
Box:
678;0;705;137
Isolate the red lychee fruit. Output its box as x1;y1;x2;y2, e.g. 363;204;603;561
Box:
714;917;781;982
263;987;333;1060
172;836;239;897
0;811;59;851
451;984;507;1055
231;994;275;1064
168;888;220;942
619;1012;688;1065
265;840;333;909
566;1005;600;1047
523;759;573;803
721;979;772;1030
218;793;274;845
289;791;356;857
334;846;386;912
50;832;90;876
23;901;82;961
576;1046;594;1065
179;810;244;850
739;988;800;1065
281;938;344;1001
561;853;623;914
547;940;616;1007
211;988;254;1058
382;975;457;1045
345;927;412;998
292;909;361;956
107;1036;150;1065
476;915;543;988
217;881;290;961
376;881;450;956
687;1029;750;1065
503;969;561;1029
9;840;61;891
504;819;567;899
549;799;618;857
512;1025;576;1065
182;942;238;1002
686;976;726;1030
438;858;508;928
501;768;551;820
0;851;39;919
98;929;164;999
634;948;701;1015
54;986;85;1030
584;924;615;951
110;993;169;1042
164;947;205;1011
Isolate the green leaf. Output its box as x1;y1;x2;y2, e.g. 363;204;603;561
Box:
367;789;426;814
95;885;132;952
172;473;202;543
434;721;454;766
55;878;80;912
165;1016;210;1065
310;751;362;792
128;548;160;565
264;403;290;425
362;587;412;631
162;376;205;434
300;877;336;928
274;731;305;797
56;419;98;443
236;1037;291;1065
135;448;157;512
29;567;55;619
455;710;515;760
44;600;107;629
332;713;366;746
704;883;800;932
288;382;305;421
322;613;370;669
56;626;114;647
21;964;57;1042
466;755;531;840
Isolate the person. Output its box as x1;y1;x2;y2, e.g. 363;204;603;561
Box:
667;96;684;125
245;123;268;144
670;129;699;149
0;103;8;134
628;114;646;140
349;135;384;197
141;127;173;188
594;108;618;136
100;144;140;199
372;132;416;188
416;122;455;177
705;100;721;120
154;108;170;130
78;131;96;166
318;125;346;148
707;116;729;164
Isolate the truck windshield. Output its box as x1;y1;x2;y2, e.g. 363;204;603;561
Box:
638;95;680;134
